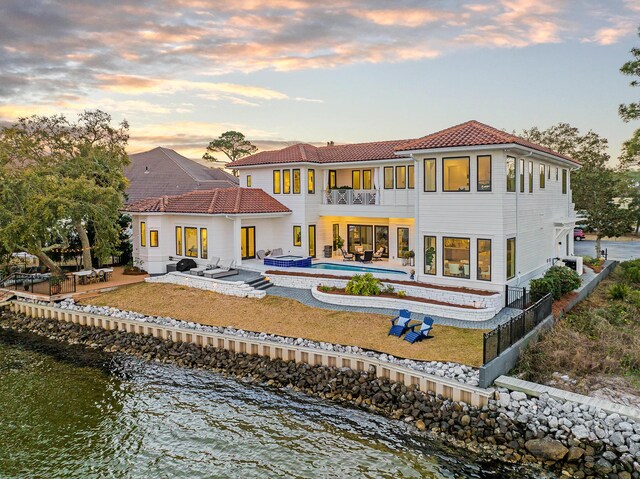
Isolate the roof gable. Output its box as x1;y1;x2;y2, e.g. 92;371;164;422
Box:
124;187;291;215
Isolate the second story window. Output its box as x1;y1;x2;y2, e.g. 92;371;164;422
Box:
539;164;545;189
329;170;337;189
528;161;533;193
562;169;567;194
308;169;315;194
408;165;415;189
352;170;361;189
363;170;372;189
273;170;281;194
150;230;158;247
283;169;291;194
293;169;301;194
519;159;525;193
424;158;436;192
246;175;252;187
140;222;146;247
384;166;394;189
477;155;491;191
443;157;470;192
395;166;406;189
506;157;516;192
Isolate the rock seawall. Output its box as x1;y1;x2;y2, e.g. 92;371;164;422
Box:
1;309;638;479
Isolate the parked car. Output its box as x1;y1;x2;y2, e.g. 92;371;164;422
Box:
574;227;586;241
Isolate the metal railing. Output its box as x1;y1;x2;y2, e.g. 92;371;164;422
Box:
323;189;379;205
0;273;76;296
483;293;553;364
505;285;532;309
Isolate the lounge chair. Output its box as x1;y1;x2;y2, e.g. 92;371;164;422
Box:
340;248;354;261
270;248;283;257
372;247;385;261
190;258;219;276
203;259;237;278
388;310;412;336
256;250;266;259
404;317;434;344
361;250;373;263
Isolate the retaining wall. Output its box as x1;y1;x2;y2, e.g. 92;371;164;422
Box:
6;300;494;407
268;274;502;309
311;287;498;321
146;272;266;299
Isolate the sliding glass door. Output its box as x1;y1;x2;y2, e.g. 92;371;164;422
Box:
347;225;374;254
374;226;389;258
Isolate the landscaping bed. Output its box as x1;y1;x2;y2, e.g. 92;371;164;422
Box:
265;270;497;296
318;286;481;309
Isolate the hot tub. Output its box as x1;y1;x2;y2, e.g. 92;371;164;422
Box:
263;255;312;268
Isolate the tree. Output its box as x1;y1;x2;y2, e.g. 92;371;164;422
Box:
620;27;640;166
522;124;633;258
0;110;129;272
203;131;257;174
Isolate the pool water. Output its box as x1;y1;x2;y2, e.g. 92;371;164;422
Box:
310;263;407;275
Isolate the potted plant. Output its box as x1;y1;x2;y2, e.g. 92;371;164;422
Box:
408;250;415;267
410;269;415;280
424;246;435;272
335;235;344;250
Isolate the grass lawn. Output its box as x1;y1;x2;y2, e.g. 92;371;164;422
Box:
80;282;486;367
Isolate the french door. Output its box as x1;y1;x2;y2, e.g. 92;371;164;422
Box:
241;226;255;259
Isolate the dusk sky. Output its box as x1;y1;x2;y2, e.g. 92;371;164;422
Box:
1;0;639;162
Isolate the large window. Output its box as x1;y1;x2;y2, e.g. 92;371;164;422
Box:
477;155;491;191
424;158;436;192
352;170;361;189
384;167;394;189
283;169;291;194
246;175;252;187
395;166;406;189
308;169;315;194
374;226;389;258
477;239;491;281
363;170;372;189
273;170;281;194
332;224;340;250
200;228;208;259
562;169;567;194
408;165;415;189
140;222;146;247
293;169;301;194
443;237;470;278
150;230;158;247
175;227;182;255
539;164;545;189
507;237;516;280
185;227;198;257
348;225;374;253
424;236;436;275
506;156;516;192
528;161;533;193
397;227;409;258
293;225;302;246
519;159;525;193
443;157;470;192
329;170;337;189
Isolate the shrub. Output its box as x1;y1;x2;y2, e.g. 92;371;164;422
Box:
608;283;632;301
545;265;581;296
619;259;640;284
382;284;395;295
318;285;331;293
397;290;407;298
530;276;561;301
345;273;381;296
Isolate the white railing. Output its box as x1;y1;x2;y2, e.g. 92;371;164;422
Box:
5;300;494;406
323;189;379;205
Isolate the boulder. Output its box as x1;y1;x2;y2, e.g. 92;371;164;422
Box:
567;446;585;462
524;436;569;461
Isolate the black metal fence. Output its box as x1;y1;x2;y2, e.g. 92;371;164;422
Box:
505;285;533;309
483;293;553;364
1;273;76;296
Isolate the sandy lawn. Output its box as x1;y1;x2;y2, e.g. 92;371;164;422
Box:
80;282;486;366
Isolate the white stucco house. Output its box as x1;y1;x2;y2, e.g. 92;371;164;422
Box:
125;120;580;293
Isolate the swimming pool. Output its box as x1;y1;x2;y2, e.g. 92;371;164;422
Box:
310;263;407;275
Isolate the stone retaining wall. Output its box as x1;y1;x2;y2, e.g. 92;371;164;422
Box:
146;272;266;299
268;273;502;309
311;287;498;321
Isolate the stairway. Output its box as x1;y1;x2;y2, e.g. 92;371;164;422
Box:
0;290;15;305
246;276;273;291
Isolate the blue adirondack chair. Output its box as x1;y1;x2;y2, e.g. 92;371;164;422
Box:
388;309;412;336
404;317;434;344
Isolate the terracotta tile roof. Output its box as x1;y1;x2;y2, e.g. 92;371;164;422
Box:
125;147;238;204
123;188;291;215
396;120;579;164
227;139;412;167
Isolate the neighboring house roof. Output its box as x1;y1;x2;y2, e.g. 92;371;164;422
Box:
227;139;412;168
396;120;579;164
123;187;291;215
228;120;578;168
125;147;239;204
